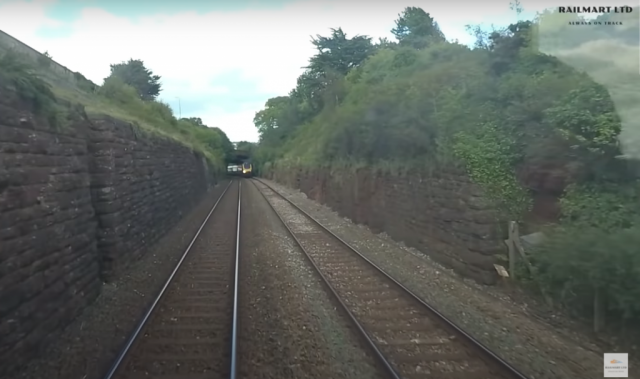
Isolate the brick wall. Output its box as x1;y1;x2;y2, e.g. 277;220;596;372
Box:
0;85;215;375
89;116;209;278
267;166;504;285
0;88;102;375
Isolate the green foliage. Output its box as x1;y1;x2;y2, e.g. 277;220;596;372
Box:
0;38;231;173
560;182;640;231
181;117;205;127
0;50;65;129
99;76;140;104
236;141;255;154
530;182;640;331
73;71;97;93
96;76;231;169
452;123;531;219
544;81;621;156
533;224;640;329
106;59;162;101
252;6;640;334
391;7;446;49
309;28;375;76
37;50;53;68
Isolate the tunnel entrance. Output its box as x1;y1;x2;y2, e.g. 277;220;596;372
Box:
226;149;250;166
226;149;252;177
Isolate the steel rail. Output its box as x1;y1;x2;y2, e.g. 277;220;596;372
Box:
230;181;242;379
252;177;530;379
103;180;234;379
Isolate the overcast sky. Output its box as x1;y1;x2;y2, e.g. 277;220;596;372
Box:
0;0;587;142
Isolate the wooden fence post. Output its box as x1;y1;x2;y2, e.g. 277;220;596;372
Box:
505;221;518;280
505;221;553;307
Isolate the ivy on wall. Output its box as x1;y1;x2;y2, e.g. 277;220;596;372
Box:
451;122;531;220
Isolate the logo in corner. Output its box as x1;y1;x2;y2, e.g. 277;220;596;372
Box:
604;353;628;378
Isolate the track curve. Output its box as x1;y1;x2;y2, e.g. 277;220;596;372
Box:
251;178;530;379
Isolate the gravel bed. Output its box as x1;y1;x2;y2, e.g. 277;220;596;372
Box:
237;181;384;379
259;178;611;379
8;182;231;379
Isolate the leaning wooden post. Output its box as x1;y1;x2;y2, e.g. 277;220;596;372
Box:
505;221;518;279
510;222;553;307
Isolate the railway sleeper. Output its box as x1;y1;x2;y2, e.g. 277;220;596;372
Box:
179;279;232;286
358;307;423;322
156;304;228;314
138;340;225;356
143;329;224;341
313;258;359;266
345;290;400;302
165;296;229;304
163;288;228;298
393;357;492;377
119;374;217;379
376;336;456;346
381;338;466;357
125;356;223;375
343;285;393;295
328;274;380;285
365;319;434;332
323;269;370;280
392;351;473;364
173;282;228;291
400;368;496;379
155;314;223;324
177;273;230;282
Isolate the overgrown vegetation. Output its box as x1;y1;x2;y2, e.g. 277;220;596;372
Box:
107;59;162;101
252;5;640;338
0;50;67;129
0;47;233;172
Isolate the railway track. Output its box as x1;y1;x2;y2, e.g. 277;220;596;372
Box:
251;178;530;379
103;180;242;379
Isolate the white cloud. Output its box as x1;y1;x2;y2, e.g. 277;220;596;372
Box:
0;0;61;45
0;0;578;142
200;103;265;141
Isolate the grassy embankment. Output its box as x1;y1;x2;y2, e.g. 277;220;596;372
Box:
0;33;230;172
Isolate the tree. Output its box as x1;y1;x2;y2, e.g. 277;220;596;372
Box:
289;28;376;116
181;117;205;127
376;37;397;49
106;59;162;101
391;7;446;49
235;141;256;157
236;141;254;149
485;21;534;75
253;96;290;136
210;126;235;157
509;0;524;20
308;28;375;76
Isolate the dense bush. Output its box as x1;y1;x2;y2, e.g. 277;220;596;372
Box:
252;6;640;335
0;50;66;129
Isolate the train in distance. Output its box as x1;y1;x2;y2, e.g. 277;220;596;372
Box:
227;162;253;178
